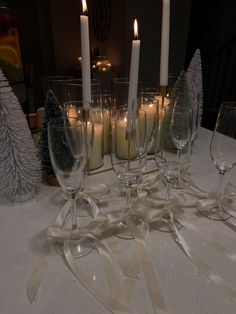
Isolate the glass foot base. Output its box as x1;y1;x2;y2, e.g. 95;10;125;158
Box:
114;222;134;239
55;236;94;258
171;178;189;190
150;215;183;232
76;198;91;217
198;207;232;221
114;215;142;240
70;236;94;258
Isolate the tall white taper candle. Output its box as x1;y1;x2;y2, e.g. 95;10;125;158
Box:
160;0;170;87
80;0;91;108
127;19;140;133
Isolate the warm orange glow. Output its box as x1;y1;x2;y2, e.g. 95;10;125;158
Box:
134;19;138;39
82;0;88;14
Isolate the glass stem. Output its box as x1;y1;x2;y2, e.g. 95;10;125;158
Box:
71;193;77;230
166;181;171;203
216;170;225;196
177;148;182;182
126;185;132;211
177;148;181;161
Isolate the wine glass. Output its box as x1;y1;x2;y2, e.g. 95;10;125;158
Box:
170;105;192;189
199;102;236;220
111;107;147;238
152;104;184;231
48;117;93;257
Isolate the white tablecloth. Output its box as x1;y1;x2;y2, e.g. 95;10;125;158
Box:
1;127;236;314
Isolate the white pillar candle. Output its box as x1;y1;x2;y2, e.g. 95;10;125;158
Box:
141;103;157;138
154;95;169;107
67;106;78;126
140;103;158;154
80;0;91;108
88;123;103;170
116;117;136;159
103;109;111;154
160;0;170;87
127;19;140;133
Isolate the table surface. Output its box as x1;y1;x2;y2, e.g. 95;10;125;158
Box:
1;127;236;314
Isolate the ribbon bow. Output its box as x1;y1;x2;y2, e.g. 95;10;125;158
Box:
27;184;133;313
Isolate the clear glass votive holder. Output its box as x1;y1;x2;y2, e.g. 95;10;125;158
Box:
138;95;160;154
89;107;104;170
112;77;142;109
63;79;102;104
101;92;112;154
64;100;103;171
42;75;72;107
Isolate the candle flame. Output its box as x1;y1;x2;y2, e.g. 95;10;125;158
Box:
134;19;138;39
82;0;88;14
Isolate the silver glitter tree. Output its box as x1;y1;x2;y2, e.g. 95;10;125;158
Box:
0;68;41;201
186;49;203;126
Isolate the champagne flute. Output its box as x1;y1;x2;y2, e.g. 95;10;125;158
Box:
152;105;183;231
111;107;147;238
170;106;191;189
199;102;236;220
48;117;93;257
64;101;95;217
171;106;191;159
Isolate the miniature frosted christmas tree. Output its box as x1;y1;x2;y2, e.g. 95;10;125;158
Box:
40;89;62;182
186;49;203;127
169;70;192;108
0;68;41;201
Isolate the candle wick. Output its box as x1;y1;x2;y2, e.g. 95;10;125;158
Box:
82;10;88;16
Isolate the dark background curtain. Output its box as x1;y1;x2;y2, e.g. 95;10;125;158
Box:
185;0;236;130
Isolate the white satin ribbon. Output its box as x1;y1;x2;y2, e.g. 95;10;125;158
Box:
177;218;236;263
63;233;133;313
28;221;134;313
126;218;168;313
168;210;236;305
26;242;52;303
196;183;236;225
27;185;134;313
79;184;111;218
27;174;236;311
135;176;236;307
